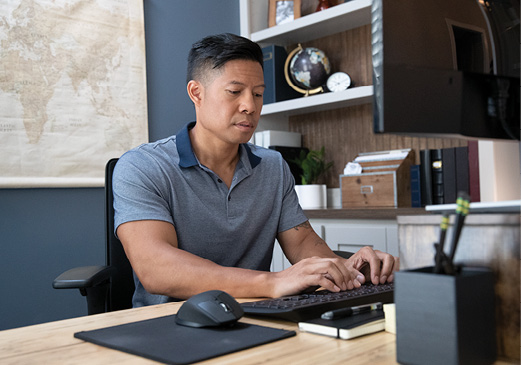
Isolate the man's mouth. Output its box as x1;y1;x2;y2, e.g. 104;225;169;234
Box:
235;122;254;130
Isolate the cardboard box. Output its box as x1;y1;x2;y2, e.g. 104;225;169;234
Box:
340;149;415;208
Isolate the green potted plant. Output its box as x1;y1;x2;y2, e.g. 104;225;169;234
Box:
292;147;333;209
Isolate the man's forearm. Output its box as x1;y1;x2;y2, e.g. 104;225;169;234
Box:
278;221;337;264
135;247;276;299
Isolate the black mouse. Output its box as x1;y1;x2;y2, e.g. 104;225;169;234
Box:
175;290;244;328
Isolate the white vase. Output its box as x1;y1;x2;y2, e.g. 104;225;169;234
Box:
294;184;327;209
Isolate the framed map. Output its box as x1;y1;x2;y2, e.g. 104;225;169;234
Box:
0;0;148;188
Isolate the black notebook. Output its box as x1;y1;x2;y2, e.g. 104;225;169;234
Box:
298;310;385;340
74;314;295;364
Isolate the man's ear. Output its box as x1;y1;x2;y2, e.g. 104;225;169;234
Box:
187;80;203;106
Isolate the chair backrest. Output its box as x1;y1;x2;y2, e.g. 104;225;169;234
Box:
105;158;135;311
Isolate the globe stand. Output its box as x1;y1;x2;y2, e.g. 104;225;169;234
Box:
284;44;327;97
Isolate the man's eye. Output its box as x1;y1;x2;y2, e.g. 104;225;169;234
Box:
227;90;240;95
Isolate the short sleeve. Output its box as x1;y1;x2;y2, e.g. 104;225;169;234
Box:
112;150;174;235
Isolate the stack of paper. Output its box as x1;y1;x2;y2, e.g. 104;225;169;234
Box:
353;149;411;163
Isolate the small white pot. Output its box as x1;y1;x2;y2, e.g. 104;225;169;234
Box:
295;184;327;209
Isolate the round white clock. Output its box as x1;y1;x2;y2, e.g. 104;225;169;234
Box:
326;72;351;92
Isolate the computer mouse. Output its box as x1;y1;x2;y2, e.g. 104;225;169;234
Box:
175;290;244;328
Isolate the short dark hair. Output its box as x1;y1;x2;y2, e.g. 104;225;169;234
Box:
186;33;263;84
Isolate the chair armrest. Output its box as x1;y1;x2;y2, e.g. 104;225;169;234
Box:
333;250;355;259
53;265;115;289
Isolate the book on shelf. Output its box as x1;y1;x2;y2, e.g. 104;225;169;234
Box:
419;150;433;206
467;141;480;202
455;146;470;200
298;310;385;340
430;149;444;204
442;147;457;204
410;164;422;208
262;45;300;104
420;146;473;206
441;146;472;204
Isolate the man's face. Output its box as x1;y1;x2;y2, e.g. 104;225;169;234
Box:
195;59;265;145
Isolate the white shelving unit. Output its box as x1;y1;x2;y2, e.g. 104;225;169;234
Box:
262;85;373;117
239;0;374;131
240;0;372;44
251;0;371;46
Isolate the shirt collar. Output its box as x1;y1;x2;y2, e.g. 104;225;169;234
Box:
176;121;261;169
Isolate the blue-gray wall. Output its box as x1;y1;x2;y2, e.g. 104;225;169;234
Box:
0;0;239;331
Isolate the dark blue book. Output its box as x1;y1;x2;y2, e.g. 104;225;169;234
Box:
410;164;422;207
262;45;300;104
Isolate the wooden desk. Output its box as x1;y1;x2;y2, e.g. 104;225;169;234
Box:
0;301;515;365
0;300;392;365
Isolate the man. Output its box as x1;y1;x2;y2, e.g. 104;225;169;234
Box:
113;33;398;307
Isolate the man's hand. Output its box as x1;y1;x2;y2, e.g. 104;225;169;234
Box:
269;247;399;298
344;246;399;285
268;256;367;298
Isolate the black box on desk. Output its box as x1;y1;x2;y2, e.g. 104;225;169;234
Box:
395;267;496;365
262;45;300;104
269;146;308;184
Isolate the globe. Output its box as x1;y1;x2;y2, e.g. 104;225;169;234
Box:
288;47;331;91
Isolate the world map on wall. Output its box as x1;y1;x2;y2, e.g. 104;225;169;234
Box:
0;0;148;187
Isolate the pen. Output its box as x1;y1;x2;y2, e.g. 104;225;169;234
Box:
445;192;470;274
433;213;450;274
321;302;383;320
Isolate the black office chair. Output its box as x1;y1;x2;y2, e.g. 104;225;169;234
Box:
333;251;354;260
53;158;135;315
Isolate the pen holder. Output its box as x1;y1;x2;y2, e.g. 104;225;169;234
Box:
395;266;496;365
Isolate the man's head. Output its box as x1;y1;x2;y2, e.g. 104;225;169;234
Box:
185;33;265;147
186;33;263;85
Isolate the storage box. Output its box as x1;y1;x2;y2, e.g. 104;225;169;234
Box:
395;266;496;365
340;149;415;207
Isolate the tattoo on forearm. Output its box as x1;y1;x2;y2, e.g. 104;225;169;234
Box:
293;221;326;247
293;221;312;231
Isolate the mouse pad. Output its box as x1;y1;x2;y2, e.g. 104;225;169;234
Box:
74;314;296;364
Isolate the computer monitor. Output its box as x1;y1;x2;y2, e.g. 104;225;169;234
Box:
372;0;520;140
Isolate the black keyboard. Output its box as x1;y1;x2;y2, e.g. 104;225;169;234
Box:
241;282;394;322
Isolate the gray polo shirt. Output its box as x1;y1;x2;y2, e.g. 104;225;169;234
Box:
113;122;307;306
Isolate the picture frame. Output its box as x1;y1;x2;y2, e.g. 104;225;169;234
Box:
269;0;301;27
